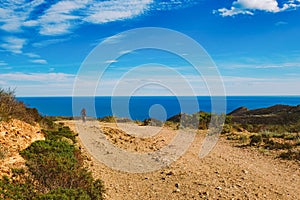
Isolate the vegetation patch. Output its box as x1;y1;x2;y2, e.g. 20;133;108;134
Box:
279;150;300;161
0;88;41;124
98;116;117;123
0;118;104;199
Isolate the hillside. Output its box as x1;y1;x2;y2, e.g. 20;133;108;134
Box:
229;104;300;126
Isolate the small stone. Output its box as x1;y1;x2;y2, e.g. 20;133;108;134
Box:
166;171;174;176
175;183;179;188
216;186;222;190
242;169;249;174
173;188;180;193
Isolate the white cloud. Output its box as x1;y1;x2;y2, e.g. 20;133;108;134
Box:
24;53;40;58
84;0;153;24
222;61;300;69
216;0;300;16
0;72;75;82
30;59;48;64
0;0;155;37
0;0;200;41
37;0;87;35
235;0;280;12
93;71;300;96
275;21;288;26
105;60;118;64
0;61;8;66
0;0;45;32
0;37;27;54
154;0;198;11
0;72;76;96
32;38;72;48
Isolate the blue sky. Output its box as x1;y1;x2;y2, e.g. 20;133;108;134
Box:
0;0;300;96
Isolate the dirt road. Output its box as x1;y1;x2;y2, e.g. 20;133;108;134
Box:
64;120;300;200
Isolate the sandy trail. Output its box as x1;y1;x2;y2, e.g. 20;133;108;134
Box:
64;120;300;200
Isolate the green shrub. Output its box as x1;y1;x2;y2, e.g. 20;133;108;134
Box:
226;134;240;140
264;140;293;150
43;126;77;143
295;138;300;146
260;131;274;138
279;150;300;160
35;188;90;200
284;134;298;140
142;118;163;127
0;175;36;200
164;121;179;130
15;128;105;199
39;117;56;130
221;124;232;134
20;140;81;189
249;134;263;146
98;116;116;123
239;135;248;143
272;132;285;138
243;124;254;132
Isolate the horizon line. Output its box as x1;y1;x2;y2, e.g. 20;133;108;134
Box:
17;95;300;98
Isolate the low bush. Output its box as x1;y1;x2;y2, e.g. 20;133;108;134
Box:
98;116;116;123
221;124;233;134
279;150;300;161
0;175;36;200
0;88;39;124
284;134;298;140
142;118;163;127
39;117;56;130
35;188;90;200
43;126;77;143
249;134;263;146
264;139;293;150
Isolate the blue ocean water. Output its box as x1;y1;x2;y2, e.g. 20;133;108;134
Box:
18;96;300;121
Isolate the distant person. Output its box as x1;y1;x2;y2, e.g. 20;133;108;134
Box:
81;108;86;123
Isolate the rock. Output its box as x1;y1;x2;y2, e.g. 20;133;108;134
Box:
173;188;180;193
175;183;179;188
216;186;222;190
166;171;174;176
0;119;43;178
242;169;249;174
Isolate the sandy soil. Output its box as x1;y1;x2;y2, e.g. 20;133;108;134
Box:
64;120;300;200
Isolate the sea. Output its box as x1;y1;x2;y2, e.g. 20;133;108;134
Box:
17;96;300;121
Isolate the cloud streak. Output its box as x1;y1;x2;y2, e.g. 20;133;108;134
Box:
0;72;75;82
30;59;48;64
0;60;8;66
0;0;154;36
0;37;27;54
0;0;200;37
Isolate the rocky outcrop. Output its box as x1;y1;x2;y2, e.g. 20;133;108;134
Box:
0;119;44;178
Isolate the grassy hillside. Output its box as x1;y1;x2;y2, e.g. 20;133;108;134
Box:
0;88;104;199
